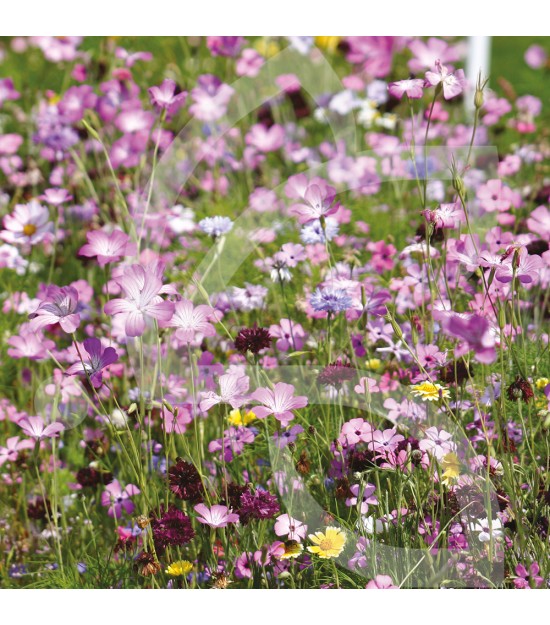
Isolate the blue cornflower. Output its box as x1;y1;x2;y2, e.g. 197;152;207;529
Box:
300;217;339;244
310;287;352;313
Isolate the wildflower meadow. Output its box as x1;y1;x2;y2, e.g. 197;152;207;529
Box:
1;33;550;593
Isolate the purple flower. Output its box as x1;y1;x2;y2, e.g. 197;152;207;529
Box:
388;78;424;100
250;382;308;427
208;426;255;462
189;74;234;122
345;483;378;514
0;436;34;466
151;505;195;549
269;318;306;352
103;263;175;337
200;373;250;412
514;562;544;589
238;488;280;524
198;216;233;237
148;78;187;116
310;287;352;314
65;337;119;388
101;479;140;518
246;124;285;152
425;61;466;100
28;285;80;334
18;415;64;441
495;247;544;284
0;78;20;105
273;424;304;449
441;312;497;365
206;36;244;58
290;183;339;224
78;229;137;267
524;45;548;69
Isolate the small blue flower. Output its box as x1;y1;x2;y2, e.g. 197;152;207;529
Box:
310;287;352;313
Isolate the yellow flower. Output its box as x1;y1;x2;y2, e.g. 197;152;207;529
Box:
365;358;381;371
535;377;549;390
314;37;342;53
254;38;280;59
165;560;193;577
279;539;304;560
227;408;256;427
441;452;461;486
410;382;450;402
307;526;346;559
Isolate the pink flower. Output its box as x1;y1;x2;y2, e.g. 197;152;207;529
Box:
269;318;305;352
103;264;175;337
161;403;193;434
39;188;73;205
419;427;456;461
18;415;65;440
495;247;544;284
0;436;34;467
199;373;250;412
236;48;264;77
290;183;339;225
408;37;461;73
189;74;234;122
7;323;55;360
524;45;547;69
527;205;550;241
425;61;466;100
28;285;80;334
65;337;119;388
388;78;424;100
194;503;239;528
148;78;187;116
246;124;285;152
340;418;374;446
78;229;137;267
354;377;380;395
101;479;140;518
1;200;52;246
366;574;398;589
250;382;308;427
345;483;378;514
168;299;216;344
274;514;307;541
476;179;514;213
367;429;405;455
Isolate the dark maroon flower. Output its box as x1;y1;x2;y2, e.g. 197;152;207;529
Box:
234;325;272;355
507;376;534;404
27;496;51;520
317;358;356;389
151;505;195;550
221;482;249;511
168;458;204;502
76;467;113;488
238;488;280;524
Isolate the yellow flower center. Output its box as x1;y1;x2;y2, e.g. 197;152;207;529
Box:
319;538;333;551
23;223;37;236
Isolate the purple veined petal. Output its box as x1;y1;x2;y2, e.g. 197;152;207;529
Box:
199;394;221;412
146;300;175;322
59;313;80;333
104;298;135;315
250;406;272;419
100;346;119;367
125;310;146;337
42;422;65;438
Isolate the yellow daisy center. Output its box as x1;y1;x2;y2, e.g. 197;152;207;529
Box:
23;223;37;236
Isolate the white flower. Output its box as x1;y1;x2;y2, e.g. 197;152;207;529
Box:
469;517;503;543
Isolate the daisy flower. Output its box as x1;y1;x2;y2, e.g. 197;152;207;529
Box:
307;526;346;559
165;560;193;577
410;381;450;402
1;200;52;246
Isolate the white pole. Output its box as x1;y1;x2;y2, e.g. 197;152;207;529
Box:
465;36;491;111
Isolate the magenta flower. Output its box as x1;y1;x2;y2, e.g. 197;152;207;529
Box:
495;247;544;284
199;373;250;412
208;426;255;462
514;562;544;589
408;37;461;73
246;124;285;152
0;436;34;467
103;264;175;337
101;479;140;518
0;77;20;105
148;78;187;116
290;183;339;225
250;382;308;427
441;312;496;364
366;574;398;589
78;229;137;267
367;429;405;455
168;299;216;344
28;285;80;334
189;74;234;122
65;337;119;388
340;418;374;446
274;514;307;541
1;201;52;246
269;318;305;352
18;415;65;441
194;503;239;529
345;483;378;514
388;78;424;100
425;60;466;100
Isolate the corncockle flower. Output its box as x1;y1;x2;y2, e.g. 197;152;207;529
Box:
169;299;216;343
495;247;544;284
514;562;544;589
189;74;234;122
422;202;464;229
39;188;73;205
425;60;466;100
524;45;548;69
340;418;374;446
346;483;378;514
388;78;424;100
198;216;233;237
441;312;497;364
78;229;137;267
469;517;503;543
101;479;140;518
208;426;255;462
114;47;152;67
354;377;380;395
236;48;264;77
527;205;550;241
194;503;239;529
275;242;307;268
269;318;306;352
18;415;64;440
246;123;285;152
7;323;55;360
199;373;250;412
1;201;52;246
103;264;175;337
0;77;20;104
206;36;244;58
65;337;119;388
230;283;268;311
419;427;456;460
250;382;308;427
28;285;80;333
0;436;34;466
367;429;405;455
310;287;352;314
274;514;308;541
477;179;514;213
290;183;339;224
148;78;187;116
366;574;399;589
408;37;461;73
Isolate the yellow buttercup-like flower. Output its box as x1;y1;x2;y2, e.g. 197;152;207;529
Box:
307;526;346;559
227;409;257;427
441;452;461;486
365;358;382;371
314;37;342;53
410;382;450;402
165;560;193;577
535;377;549;390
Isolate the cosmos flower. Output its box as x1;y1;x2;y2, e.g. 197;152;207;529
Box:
308;526;346;559
1;201;52;246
